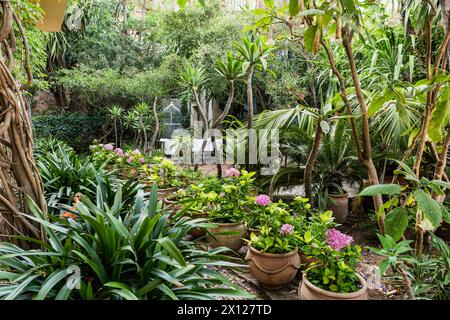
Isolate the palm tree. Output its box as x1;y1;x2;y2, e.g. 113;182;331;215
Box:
253;102;339;202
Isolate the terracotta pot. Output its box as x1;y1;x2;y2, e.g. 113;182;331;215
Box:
245;246;300;289
326;193;348;224
298;272;368;300
188;212;209;239
207;221;246;251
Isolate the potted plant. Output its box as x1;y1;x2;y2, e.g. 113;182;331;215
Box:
298;228;368;300
245;194;276;236
205;168;256;251
143;156;182;198
314;121;363;223
245;217;301;289
290;196;337;268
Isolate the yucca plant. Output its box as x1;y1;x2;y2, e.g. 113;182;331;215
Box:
233;34;272;131
108;105;124;148
0;185;252;300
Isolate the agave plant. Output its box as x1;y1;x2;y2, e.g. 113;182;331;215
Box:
0;185;252;300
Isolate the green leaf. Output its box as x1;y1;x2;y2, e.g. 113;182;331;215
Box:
341;0;356;14
377;233;396;250
385;208;409;242
428;85;450;142
35;269;68;300
105;282;139;300
5;275;40;300
304;25;318;53
441;203;450;224
378;259;390;275
289;0;300;17
359;184;402;196
157;237;186;267
368;90;394;116
413;190;442;228
177;0;188;8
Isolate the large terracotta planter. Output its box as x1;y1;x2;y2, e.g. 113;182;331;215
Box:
298;272;368;300
245;246;300;289
326;193;349;224
207;221;246;251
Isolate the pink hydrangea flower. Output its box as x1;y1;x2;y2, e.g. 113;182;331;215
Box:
255;194;271;206
139;158;145;164
132;149;141;155
127;157;133;164
326;228;353;251
104;144;113;151
114;148;123;156
280;224;294;235
225;167;240;177
124;152;130;157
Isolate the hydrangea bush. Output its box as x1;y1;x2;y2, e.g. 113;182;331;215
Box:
304;228;363;293
90;143;149;170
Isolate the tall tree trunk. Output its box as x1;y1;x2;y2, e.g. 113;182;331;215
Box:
434;130;450;181
342;27;385;234
0;4;47;247
304;120;322;201
193;89;209;169
212;81;235;178
246;65;255;169
114;119;118;147
119;118;123;147
149;97;159;153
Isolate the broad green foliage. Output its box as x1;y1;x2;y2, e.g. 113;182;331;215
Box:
369;234;413;275
247;196;336;254
184;169;257;223
384;208;409;242
359;161;450;240
0;186;251;300
359;184;402;196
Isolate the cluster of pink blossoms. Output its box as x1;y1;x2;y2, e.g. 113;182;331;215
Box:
103;145;145;165
280;224;294;235
326;228;353;251
225;167;240;177
255;194;271;206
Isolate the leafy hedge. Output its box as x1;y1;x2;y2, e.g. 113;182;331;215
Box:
32;114;107;153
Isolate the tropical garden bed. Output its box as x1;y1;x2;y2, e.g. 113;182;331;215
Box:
0;0;449;302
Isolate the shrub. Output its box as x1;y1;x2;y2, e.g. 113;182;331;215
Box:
33;114;107;153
